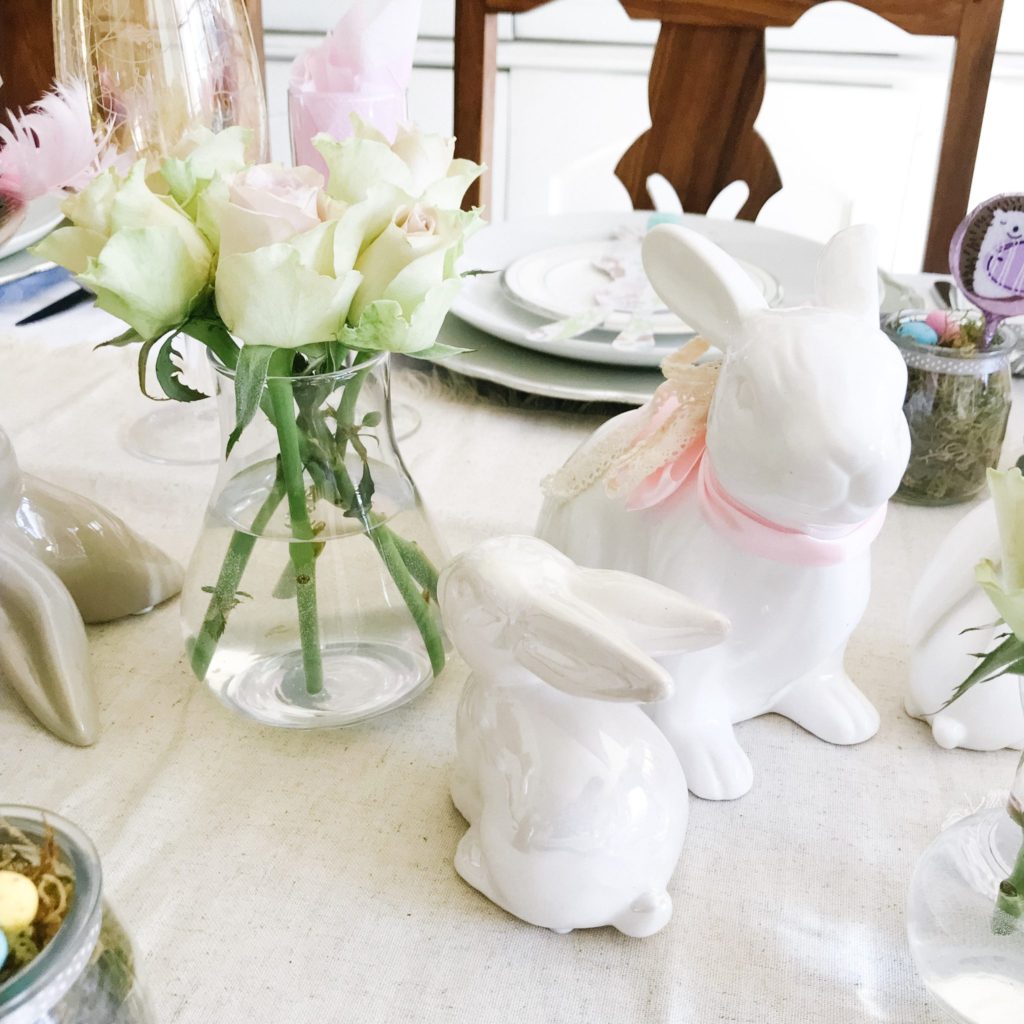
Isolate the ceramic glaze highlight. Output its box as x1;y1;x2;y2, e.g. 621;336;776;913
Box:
439;536;727;936
538;225;911;800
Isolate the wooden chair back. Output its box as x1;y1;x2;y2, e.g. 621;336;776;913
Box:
454;0;1005;271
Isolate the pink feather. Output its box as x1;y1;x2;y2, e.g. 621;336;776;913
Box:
0;80;122;206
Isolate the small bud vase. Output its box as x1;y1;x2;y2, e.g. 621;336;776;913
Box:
907;683;1024;1022
180;351;448;728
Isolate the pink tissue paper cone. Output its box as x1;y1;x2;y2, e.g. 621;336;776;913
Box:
289;0;420;174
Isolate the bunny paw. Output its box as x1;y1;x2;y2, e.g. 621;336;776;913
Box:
668;727;753;801
773;670;879;745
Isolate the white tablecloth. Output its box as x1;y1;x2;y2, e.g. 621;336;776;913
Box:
0;275;1019;1024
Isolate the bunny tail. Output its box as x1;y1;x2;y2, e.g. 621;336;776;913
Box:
0;80;121;204
612;890;673;938
931;714;968;751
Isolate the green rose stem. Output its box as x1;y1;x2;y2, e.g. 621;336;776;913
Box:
298;357;445;673
189;472;286;680
267;352;325;696
994;830;1024;934
303;445;446;676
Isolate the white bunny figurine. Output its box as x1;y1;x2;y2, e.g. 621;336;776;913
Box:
438;535;728;937
538;224;911;800
907;499;1024;750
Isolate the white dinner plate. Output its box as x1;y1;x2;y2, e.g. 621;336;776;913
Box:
452;211;823;368
0;194;64;261
502;238;781;335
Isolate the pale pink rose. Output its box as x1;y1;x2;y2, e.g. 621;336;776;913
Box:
214;163;326;255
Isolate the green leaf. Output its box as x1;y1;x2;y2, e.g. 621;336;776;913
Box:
227;345;274;456
154;335;209;403
94;327;142;350
361;411;382;428
136;335;163;400
409;341;471;362
180;316;239;370
943;633;1024;708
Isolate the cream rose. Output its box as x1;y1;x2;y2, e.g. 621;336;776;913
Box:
34;161;213;340
314;118;483;211
203;163;328;256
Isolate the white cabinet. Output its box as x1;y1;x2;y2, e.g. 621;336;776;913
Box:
261;0;1024;271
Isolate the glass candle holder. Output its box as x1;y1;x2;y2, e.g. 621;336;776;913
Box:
0;806;153;1024
884;310;1013;506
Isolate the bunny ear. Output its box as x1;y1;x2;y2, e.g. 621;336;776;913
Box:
0;537;98;746
642;224;768;350
568;567;729;656
516;594;674;703
815;225;880;325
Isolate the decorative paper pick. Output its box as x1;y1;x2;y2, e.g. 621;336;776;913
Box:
949;193;1024;346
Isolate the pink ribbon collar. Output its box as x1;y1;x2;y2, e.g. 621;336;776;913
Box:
628;446;886;567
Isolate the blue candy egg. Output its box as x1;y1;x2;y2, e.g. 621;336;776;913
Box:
0;929;7;964
897;321;939;346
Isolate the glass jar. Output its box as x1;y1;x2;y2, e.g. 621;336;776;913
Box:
0;806;152;1024
53;0;268;162
180;351;449;729
885;311;1012;505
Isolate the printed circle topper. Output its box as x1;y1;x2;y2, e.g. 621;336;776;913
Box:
950;194;1024;339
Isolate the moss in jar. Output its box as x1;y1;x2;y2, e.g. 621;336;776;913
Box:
899;357;1011;503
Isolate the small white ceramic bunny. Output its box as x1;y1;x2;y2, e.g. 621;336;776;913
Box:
539;224;911;800
907;499;1024;750
439;535;728;936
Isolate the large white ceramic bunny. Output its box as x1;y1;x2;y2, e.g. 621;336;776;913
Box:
907;499;1024;750
438;535;728;937
538;224;911;800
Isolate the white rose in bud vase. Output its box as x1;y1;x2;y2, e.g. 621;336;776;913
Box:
340;202;480;353
160;126;250;216
34;161;213;340
203;163;326;256
215;223;363;350
314;117;483;211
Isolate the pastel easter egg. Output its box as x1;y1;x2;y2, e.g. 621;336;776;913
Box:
0;928;7;964
0;871;38;937
897;321;939;346
924;310;957;342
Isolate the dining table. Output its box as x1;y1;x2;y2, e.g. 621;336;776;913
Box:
0;252;1020;1024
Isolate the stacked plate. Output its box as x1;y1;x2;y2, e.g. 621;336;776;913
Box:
438;211;825;405
0;196;64;286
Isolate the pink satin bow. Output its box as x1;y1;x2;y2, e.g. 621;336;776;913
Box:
627;446;886;567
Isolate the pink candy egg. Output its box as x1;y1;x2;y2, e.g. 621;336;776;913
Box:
924;310;959;343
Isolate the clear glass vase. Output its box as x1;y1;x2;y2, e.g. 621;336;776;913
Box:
907;684;1024;1022
0;806;153;1024
180;352;449;728
52;0;268;163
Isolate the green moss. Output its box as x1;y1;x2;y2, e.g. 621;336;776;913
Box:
897;361;1011;504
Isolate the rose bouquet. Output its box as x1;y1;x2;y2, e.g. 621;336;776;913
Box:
36;119;483;724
